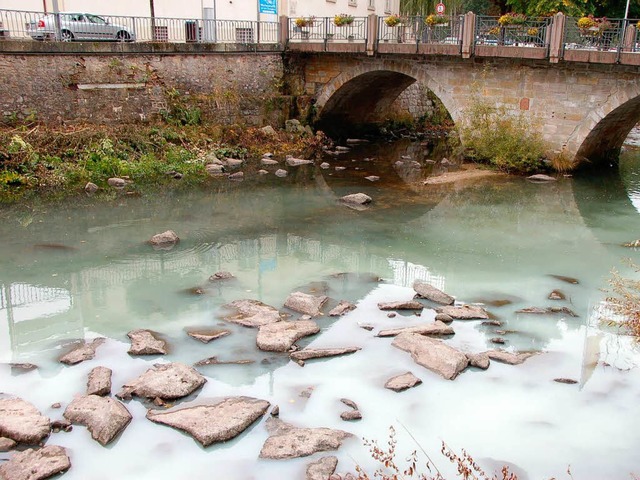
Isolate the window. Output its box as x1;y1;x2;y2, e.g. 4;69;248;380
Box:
348;0;357;6
385;0;391;13
368;0;375;9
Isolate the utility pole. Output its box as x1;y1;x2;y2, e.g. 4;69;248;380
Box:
624;0;631;19
51;0;61;41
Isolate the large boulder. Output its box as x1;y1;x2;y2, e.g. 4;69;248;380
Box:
0;398;50;445
392;333;468;380
117;363;206;401
257;320;320;352
86;366;112;396
0;445;70;480
223;299;282;327
149;230;179;248
63;395;132;446
284;292;328;317
413;281;454;305
260;418;352;459
436;305;489;320
146;396;270;447
59;338;105;365
384;372;422;392
127;329;168;355
376;321;454;338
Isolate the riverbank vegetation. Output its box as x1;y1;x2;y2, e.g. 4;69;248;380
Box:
607;262;640;338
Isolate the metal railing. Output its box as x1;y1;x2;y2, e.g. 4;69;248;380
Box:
0;9;278;44
635;23;640;52
288;17;368;43
563;16;627;51
475;15;551;48
378;15;463;45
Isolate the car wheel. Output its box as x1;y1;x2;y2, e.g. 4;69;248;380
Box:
60;30;74;42
116;31;130;42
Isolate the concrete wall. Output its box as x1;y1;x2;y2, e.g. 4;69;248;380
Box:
0;52;284;125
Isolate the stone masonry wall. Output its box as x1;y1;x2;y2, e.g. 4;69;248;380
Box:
0;53;284;125
394;83;434;119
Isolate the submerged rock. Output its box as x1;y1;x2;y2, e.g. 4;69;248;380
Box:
436;305;489;320
306;456;338;480
127;329;168;356
223;299;282;327
376;321;454;338
0;398;50;445
259;418;352;459
0;445;70;480
413;281;454;305
290;347;361;364
516;306;578;317
548;274;579;284
340;193;371;205
384;372;422;392
86;366;112;396
59;338;105;365
284;292;328;317
208;271;234;281
146;397;270;447
378;301;423;311
257;320;320;352
64;395;131;446
194;357;254;366
149;230;179;248
186;329;231;343
485;350;538;365
527;174;557;182
117;363;206;401
329;300;356;317
392;333;468;380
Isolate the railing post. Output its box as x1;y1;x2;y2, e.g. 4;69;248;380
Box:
279;15;288;47
548;12;565;63
461;11;475;59
622;22;636;52
367;13;378;55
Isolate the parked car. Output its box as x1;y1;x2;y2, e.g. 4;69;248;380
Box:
26;13;135;42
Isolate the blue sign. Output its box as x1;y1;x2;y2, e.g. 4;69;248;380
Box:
259;0;277;14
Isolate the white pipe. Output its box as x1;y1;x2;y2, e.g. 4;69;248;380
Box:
624;0;631;19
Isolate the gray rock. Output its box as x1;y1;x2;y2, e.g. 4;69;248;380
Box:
146;397;270;447
376;321;454;338
275;169;288;177
86;366;112;396
284;291;328;317
194;357;254;366
527;174;557;182
0;445;70;480
84;182;98;194
392;333;469;380
0;437;16;452
258;169;269;175
208;271;234;281
149;230;179;247
335;146;350;152
554;378;578;384
263;152;274;158
186;329;231;343
335;166;346;171
548;290;566;300
413;281;454;305
364;176;379;182
127;329;168;356
435;313;454;323
285;119;306;134
205;163;224;175
340;410;362;421
261;158;279;165
0;398;50;445
290;347;361;364
328;301;356;317
286;156;313;166
223;299;282;327
117;362;206;401
59;338;105;365
384;372;422;392
346;138;369;144
107;177;126;188
466;352;490;370
436;305;489;320
320;162;330;169
377;301;423;311
228;171;244;180
485;350;538;365
260;125;277;136
490;337;505;345
306;456;338;480
259;418;352;459
340;193;371;205
257;320;320;352
63;395;131;446
225;158;244;168
340;398;358;410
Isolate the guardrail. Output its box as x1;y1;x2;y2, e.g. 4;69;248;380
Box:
377;15;463;45
475;15;551;48
287;16;367;43
564;16;626;52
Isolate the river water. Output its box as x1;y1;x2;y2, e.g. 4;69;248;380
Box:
1;139;640;480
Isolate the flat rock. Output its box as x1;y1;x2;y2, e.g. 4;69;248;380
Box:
378;301;423;311
392;333;468;380
223;299;282;327
286;157;313;166
527;174;556;182
306;456;338;480
146;397;270;447
208;271;234;281
59;338;105;365
436;305;489;320
86;366;112;396
0;445;70;480
257;320;320;352
466;352;490;369
384;372;422;392
376;321;454;338
261;158;279;165
284;292;328;317
64;395;131;446
290;347;361;363
328;300;356;317
260;418;352;459
413;281;454;305
340;193;371;205
117;362;206;401
0;398;50;445
485;350;538;365
149;230;179;247
194;357;254;366
186;329;231;343
127;329;168;355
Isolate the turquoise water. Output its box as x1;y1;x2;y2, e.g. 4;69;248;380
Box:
1;141;639;479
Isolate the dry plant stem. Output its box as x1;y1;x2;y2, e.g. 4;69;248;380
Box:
397;420;443;478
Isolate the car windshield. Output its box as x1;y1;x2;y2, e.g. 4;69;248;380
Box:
86;14;107;24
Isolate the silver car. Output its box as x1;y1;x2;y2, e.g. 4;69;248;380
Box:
26;13;135;42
